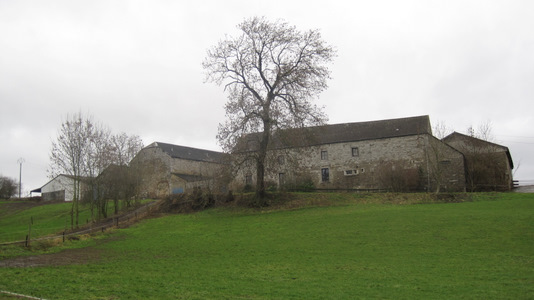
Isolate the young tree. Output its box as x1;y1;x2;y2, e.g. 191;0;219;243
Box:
467;120;494;142
106;133;144;214
49;113;144;227
203;16;335;201
110;132;144;166
49;112;96;228
432;120;453;139
0;175;18;199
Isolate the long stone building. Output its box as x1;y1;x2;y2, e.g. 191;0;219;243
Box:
129;142;226;198
232;116;467;192
123;115;514;199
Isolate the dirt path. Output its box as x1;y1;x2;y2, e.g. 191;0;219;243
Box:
0;247;102;268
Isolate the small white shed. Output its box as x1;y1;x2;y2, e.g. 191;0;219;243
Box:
35;175;85;202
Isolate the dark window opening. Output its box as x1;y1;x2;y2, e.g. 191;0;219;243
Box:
321;168;330;182
279;173;286;186
245;174;253;185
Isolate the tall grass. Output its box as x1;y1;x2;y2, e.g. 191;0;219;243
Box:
1;193;533;299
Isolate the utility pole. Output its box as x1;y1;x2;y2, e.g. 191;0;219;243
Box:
18;158;25;198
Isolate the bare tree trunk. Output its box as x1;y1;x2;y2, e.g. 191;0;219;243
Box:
256;158;266;200
75;178;80;228
255;117;271;203
70;201;74;229
114;198;119;215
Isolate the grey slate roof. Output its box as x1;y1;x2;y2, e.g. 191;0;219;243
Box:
302;115;432;145
241;115;432;150
443;132;514;168
146;142;224;163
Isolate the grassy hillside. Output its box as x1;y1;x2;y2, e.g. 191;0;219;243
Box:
0;201;94;243
1;193;533;299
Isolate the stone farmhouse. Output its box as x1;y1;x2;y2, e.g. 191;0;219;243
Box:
129;142;227;198
34;116;514;200
232;115;468;193
443;132;514;191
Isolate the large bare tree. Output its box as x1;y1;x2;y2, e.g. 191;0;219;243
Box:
203;16;335;200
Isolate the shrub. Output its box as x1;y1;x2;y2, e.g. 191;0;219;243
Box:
243;184;253;193
295;178;315;192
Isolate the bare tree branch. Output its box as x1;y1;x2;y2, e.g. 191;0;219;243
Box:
204;16;335;201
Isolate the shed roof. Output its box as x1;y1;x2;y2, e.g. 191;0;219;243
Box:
32;174;92;193
145;142;225;163
442;131;514;168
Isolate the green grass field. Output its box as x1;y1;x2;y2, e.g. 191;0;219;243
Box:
1;193;533;299
0;201;94;243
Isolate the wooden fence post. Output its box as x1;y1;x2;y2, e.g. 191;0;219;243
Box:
27;219;32;247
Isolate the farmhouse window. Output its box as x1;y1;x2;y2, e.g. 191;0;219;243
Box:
321;168;330;182
352;147;359;157
321;150;328;160
344;170;358;176
278;155;285;165
279;173;286;186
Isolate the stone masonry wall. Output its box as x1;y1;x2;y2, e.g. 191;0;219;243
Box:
233;134;466;192
130;147;171;198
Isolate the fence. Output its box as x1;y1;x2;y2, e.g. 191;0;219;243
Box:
0;200;162;247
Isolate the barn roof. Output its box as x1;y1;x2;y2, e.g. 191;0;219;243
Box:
239;115;432;151
302;115;432;145
442;132;514;169
146;142;225;163
31;174;93;193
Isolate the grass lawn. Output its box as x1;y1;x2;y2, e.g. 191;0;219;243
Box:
0;193;533;299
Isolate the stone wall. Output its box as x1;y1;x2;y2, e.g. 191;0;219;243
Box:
443;133;513;191
426;136;466;192
130;147;172;198
232;134;466;192
131;146;225;198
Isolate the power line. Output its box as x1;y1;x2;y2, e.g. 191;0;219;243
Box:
496;134;534;139
497;139;534;145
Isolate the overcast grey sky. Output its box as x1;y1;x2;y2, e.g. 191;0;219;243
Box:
1;0;533;195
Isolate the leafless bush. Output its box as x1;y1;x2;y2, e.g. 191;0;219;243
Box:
377;162;421;192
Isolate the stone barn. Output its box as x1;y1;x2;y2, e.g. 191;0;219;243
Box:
231;116;467;193
443;132;514;191
130;142;226;198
